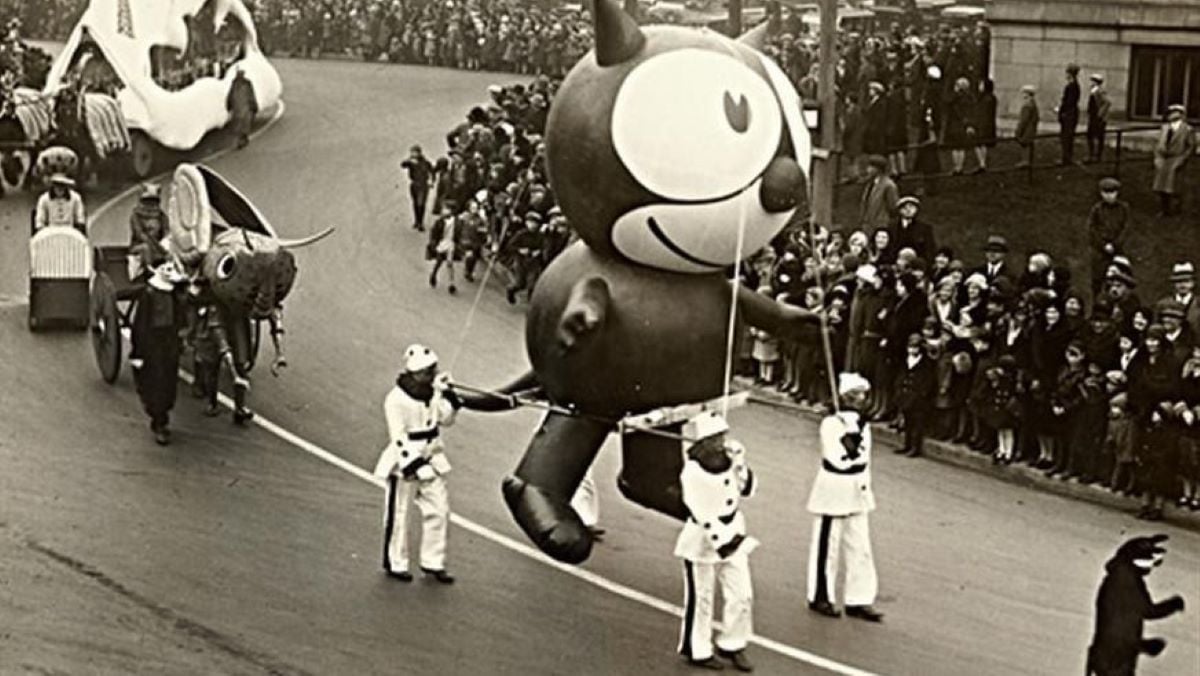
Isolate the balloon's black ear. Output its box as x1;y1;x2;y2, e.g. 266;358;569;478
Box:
593;0;646;66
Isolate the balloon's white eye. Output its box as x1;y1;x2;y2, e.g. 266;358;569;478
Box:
611;49;782;201
216;253;237;280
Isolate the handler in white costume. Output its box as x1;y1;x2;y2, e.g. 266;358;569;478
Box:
806;373;884;622
675;412;757;672
374;344;461;584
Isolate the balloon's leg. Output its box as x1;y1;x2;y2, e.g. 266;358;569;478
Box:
618;423;688;521
503;411;610;564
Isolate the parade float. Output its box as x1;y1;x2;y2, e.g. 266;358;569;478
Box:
43;0;282;178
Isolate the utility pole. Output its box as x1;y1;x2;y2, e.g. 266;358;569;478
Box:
813;0;837;228
728;0;742;37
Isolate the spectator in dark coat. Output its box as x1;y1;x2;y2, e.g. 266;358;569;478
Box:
1056;63;1081;165
890;196;937;262
1087;177;1131;294
894;332;937;457
1014;85;1039;166
943;77;975;174
1128;325;1182;521
1085;72;1111;162
862;81;889;157
859;156;899;231
974;78;998;171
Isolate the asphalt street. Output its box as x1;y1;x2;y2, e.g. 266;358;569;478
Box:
1;57;1197;676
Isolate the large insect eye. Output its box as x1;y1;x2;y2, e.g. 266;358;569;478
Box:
611;49;782;201
216;253;237;280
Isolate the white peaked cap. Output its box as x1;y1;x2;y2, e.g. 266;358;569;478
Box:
404;344;439;372
838;372;871;396
684;411;729;443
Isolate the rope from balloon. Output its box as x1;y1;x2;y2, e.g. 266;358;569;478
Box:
447;204;515;372
805;216;842;414
720;196;749;420
448;381;712;444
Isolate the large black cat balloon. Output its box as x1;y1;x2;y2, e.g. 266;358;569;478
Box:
483;0;816;563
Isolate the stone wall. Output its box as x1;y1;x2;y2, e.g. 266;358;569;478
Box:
989;0;1200;121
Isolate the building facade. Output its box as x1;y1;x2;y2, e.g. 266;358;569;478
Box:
989;0;1200;122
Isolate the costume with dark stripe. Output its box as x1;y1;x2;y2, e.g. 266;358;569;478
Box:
806;410;878;608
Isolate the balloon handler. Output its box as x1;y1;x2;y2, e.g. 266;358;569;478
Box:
456;0;819;564
675;412;757;672
373;345;512;583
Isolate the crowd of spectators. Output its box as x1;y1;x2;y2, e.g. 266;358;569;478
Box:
738;158;1200;522
253;0;593;77
759;9;993;181
401;77;570;300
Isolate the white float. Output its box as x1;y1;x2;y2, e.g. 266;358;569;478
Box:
44;0;283;176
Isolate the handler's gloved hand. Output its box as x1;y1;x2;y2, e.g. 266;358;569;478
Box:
1142;638;1166;657
433;372;452;392
1163;595;1186;614
415;465;437;482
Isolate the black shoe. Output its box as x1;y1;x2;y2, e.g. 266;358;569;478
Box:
428;273;437;289
421;567;455;584
845;605;884;622
448;284;457;295
808;600;840;618
905;447;922;458
685;656;725;671
505;288;517;305
385;570;413;582
153;426;171;446
202;403;221;417
716;648;753;672
894;447;911;455
233;407;255;426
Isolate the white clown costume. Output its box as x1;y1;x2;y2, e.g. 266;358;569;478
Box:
806;373;882;620
674;412;759;667
374;345;460;581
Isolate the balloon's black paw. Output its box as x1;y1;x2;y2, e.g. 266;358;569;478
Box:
503;475;593;564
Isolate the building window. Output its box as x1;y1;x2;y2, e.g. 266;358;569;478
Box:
1129;46;1200;121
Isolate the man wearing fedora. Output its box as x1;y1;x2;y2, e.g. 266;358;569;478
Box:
858;155;898;232
1167;261;1200;339
1055;63;1081;165
1087;177;1130;295
33;173;86;234
674;411;757;672
807;373;884;623
975;235;1012;284
1085;73;1110;163
1153;104;1195;217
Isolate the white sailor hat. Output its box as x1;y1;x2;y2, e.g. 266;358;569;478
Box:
837;372;871;396
683;411;729;444
403;344;439;372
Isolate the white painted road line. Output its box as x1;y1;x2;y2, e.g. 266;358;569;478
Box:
183;375;877;676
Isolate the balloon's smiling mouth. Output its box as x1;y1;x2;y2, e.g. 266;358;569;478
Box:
646;216;724;269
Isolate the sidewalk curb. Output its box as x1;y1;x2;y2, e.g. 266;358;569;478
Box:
735;376;1200;534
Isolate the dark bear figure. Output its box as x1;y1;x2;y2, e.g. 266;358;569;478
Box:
1087;534;1186;675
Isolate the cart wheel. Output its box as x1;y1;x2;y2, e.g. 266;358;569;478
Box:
248;319;262;371
90;273;122;384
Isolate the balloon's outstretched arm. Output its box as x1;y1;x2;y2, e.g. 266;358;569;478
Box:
452;370;543;411
735;284;819;340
